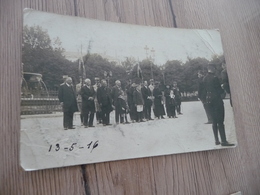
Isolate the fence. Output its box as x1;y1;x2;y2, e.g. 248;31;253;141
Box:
21;90;61;115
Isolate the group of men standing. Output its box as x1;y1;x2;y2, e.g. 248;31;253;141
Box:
58;76;183;129
57;61;235;147
197;61;234;147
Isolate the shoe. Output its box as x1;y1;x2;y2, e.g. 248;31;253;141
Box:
89;125;95;128
125;121;130;124
106;123;112;126
178;113;183;115
221;142;235;147
68;127;75;129
205;122;212;124
149;118;154;120
173;116;178;118
84;126;88;128
161;116;165;119
140;120;145;122
64;128;68;130
215;141;220;145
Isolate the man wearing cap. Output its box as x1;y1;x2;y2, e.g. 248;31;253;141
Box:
81;78;96;128
203;64;234;146
58;77;78;130
198;70;212;124
221;59;232;106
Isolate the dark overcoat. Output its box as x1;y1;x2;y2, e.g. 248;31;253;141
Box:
81;85;96;113
203;72;225;122
133;89;144;105
97;86;113;113
141;86;153;106
58;84;78;113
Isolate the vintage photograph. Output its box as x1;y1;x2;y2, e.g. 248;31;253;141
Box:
21;9;237;171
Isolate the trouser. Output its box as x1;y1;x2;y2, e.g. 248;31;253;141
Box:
96;111;102;122
144;103;152;119
129;103;137;121
136;111;143;122
209;101;227;143
115;106;124;123
166;104;176;117
176;103;181;114
83;110;94;127
203;103;212;122
63;110;74;128
77;102;83;124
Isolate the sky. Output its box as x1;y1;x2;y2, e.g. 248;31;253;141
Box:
23;9;224;65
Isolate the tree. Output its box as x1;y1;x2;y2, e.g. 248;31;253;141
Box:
22;25;75;89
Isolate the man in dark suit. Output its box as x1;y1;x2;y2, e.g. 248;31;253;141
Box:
153;81;165;119
221;59;232;107
141;81;153;120
203;65;234;146
81;79;96;128
97;79;113;126
198;70;212;124
133;84;145;122
111;80;124;124
58;77;78;130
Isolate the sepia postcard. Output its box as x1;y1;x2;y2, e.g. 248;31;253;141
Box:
21;9;237;171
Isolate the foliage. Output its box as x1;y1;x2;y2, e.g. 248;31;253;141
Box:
22;25;226;96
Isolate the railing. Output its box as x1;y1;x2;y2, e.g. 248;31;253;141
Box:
21;96;61;115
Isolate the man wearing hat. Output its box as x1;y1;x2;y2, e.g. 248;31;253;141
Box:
203;64;234;146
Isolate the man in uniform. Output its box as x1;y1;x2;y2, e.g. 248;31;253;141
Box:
198;70;212;124
58;77;78;130
203;65;234;146
221;59;232;106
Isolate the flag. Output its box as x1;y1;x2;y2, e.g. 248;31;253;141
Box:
137;63;143;79
78;55;86;81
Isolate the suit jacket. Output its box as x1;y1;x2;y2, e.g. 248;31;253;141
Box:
203;72;225;104
97;86;112;106
153;87;163;106
221;69;231;94
81;85;96;112
58;83;78;112
198;77;207;103
141;86;152;106
164;88;175;105
111;86;122;106
133;89;144;105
